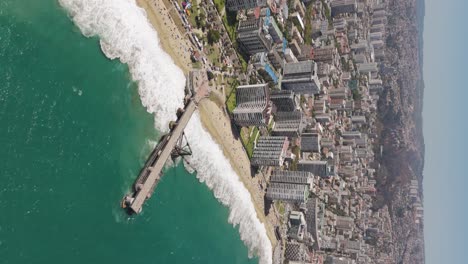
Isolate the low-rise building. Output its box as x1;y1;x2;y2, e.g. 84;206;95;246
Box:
342;131;362;139
268;46;285;71
325;255;355;264
289;39;302;57
351;115;366;124
335;216;355;232
284;241;309;262
301;133;321;153
357;62;378;74
313;46;339;65
251;52;279;83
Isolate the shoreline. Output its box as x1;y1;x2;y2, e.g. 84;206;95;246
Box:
136;0;277;248
136;0;192;74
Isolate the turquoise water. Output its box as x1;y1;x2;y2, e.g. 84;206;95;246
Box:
0;1;257;263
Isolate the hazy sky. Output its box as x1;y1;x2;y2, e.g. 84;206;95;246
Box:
423;0;468;263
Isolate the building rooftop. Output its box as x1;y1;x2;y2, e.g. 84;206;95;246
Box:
251;136;289;167
270;170;314;185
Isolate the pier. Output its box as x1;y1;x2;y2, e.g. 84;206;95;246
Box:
123;98;197;214
122;70;209;214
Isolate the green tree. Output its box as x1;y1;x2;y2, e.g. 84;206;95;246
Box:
207;71;215;81
396;207;405;218
352;89;362;101
207;30;221;44
257;69;274;86
197;12;207;28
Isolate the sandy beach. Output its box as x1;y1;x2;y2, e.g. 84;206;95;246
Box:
136;0;278;246
198;99;279;244
136;0;192;73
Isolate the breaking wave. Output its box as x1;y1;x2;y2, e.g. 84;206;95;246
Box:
59;0;272;263
185;114;272;263
59;0;185;131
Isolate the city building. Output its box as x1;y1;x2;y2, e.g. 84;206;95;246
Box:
315;113;332;124
297;160;332;178
292;0;306;17
251;52;279;83
288;211;307;241
266;170;314;203
237;17;273;56
226;0;266;11
272;111;306;137
331;0;358;17
333;17;348;31
351;40;370;54
351;115;366;124
232;84;271;127
317;62;331;77
301;133;321;153
342;131;362;139
329;87;350;99
290;12;305;31
284;48;299;63
266;182;309;203
313;46;339;65
270;170;314;186
268;46;285;71
270;90;299;112
353;53;367;64
305;198;320;249
368;78;383;94
342;239;362;255
281;61;321;95
335;216;355;232
251;136;289;167
313;98;327;114
325;256;356;264
320;137;335;150
290;24;304;44
357;62;378;73
284;241;309;262
289;39;302;57
264;15;284;44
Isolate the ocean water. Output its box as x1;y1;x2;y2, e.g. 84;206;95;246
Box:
0;0;270;263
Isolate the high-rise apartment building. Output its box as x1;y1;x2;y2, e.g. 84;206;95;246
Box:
232;83;271;127
281;61;321;95
226;0;267;11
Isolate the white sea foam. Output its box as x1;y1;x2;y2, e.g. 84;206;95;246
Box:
185;114;272;263
59;0;185;131
59;1;272;263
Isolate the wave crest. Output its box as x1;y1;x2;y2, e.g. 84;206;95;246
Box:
59;0;185;132
185;114;272;263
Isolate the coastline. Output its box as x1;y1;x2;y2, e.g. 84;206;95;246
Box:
136;0;192;74
135;0;277;248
